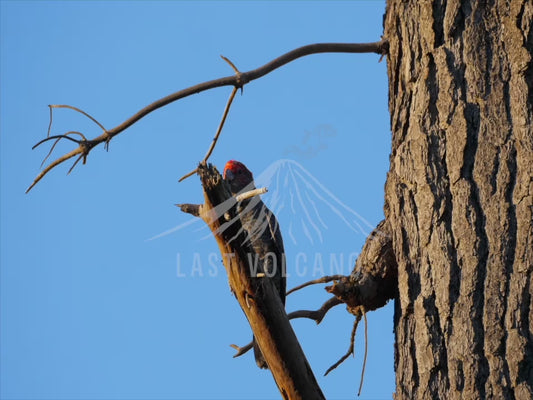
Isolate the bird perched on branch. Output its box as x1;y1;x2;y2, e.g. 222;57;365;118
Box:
223;160;286;369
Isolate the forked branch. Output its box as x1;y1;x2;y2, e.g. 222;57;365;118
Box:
323;307;369;396
27;40;388;193
178;79;239;182
231;296;342;358
324;314;361;376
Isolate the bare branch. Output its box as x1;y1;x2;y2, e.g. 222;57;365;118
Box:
358;309;368;397
47;106;54;137
179;86;239;182
32;134;82;150
35;132;87;169
230;342;253;358
286;275;345;296
110;41;385;141
178;168;199;183
324;315;361;376
232;296;342;359
28;40;387;192
27;105;107;193
175;203;202;217
49;104;107;132
26;147;84;193
40;137;65;168
202;86;238;163
228;219;393;393
67;153;85;175
220;55;241;75
287;296;342;325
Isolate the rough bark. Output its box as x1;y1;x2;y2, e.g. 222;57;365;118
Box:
384;1;533;399
327;220;397;316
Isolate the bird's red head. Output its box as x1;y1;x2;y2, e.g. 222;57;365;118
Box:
223;160;255;194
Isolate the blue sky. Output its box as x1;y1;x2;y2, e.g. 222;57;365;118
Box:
1;1;394;399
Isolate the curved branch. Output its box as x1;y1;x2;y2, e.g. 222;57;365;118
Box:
32;134;82;150
286;275;345;295
231;296;342;359
67;153;86;175
26;147;84;193
324;315;361;376
220;55;241;75
107;41;387;137
230;341;253;358
28;40;387;192
178;86;239;182
49;104;107;132
358;309;368;396
287;296;342;325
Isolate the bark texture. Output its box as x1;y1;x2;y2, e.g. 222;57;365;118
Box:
384;1;532;399
327;220;397;315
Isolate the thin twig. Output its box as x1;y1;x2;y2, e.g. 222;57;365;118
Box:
67;154;85;175
29;40;387;192
40;137;64;168
47;106;54;137
26;147;84;193
220;55;240;74
288;296;342;324
230;342;253;358
49;104;107;132
178;86;239;182
37;132;87;168
324;316;361;376
32;134;82;150
233;296;342;358
27;105;106;192
202;86;238;163
286;275;345;296
177;167;198;183
175;203;202;217
358;309;368;397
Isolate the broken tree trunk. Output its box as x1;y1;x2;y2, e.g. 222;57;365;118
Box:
180;163;325;400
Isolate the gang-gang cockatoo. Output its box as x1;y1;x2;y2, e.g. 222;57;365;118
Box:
223;160;286;369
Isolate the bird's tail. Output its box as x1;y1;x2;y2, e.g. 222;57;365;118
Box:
253;336;268;369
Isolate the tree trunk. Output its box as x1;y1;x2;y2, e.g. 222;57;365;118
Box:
383;1;532;399
182;165;325;400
